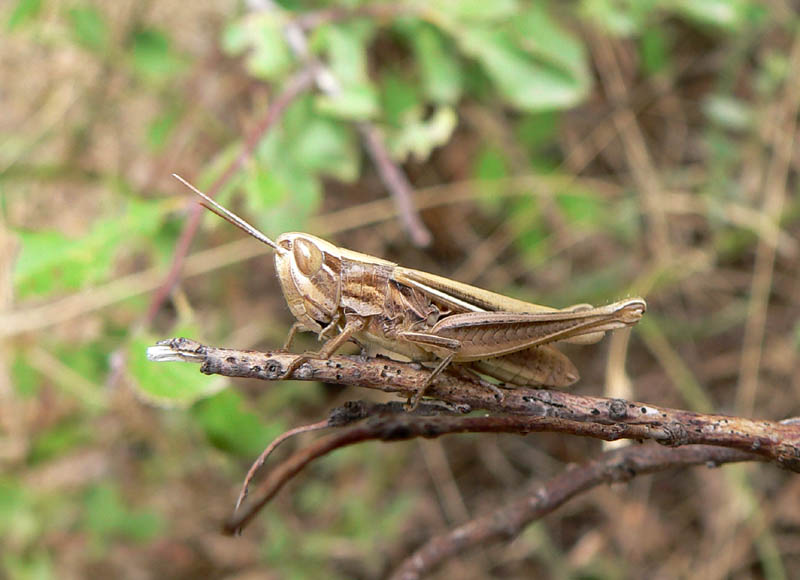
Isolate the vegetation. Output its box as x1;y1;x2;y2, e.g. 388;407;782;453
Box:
2;0;798;578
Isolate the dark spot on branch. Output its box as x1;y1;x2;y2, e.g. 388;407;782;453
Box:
609;399;628;420
383;423;413;440
226;356;236;363
661;422;689;446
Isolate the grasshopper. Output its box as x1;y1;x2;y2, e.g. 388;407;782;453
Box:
175;175;645;407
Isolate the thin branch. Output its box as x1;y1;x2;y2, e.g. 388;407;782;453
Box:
144;68;316;324
390;444;759;580
225;400;468;534
221;398;763;536
236;418;330;510
148;338;800;473
357;123;432;246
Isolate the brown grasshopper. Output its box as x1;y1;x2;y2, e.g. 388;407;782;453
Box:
175;175;645;406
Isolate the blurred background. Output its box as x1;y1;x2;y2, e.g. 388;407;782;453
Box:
2;0;799;578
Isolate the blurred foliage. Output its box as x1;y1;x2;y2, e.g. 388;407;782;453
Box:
2;0;799;578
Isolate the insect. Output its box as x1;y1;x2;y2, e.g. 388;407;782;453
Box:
175;175;645;407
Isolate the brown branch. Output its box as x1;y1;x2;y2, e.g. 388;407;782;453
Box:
358;123;432;246
148;336;799;570
224;400;469;534
148;338;800;473
390;444;759;580
222;400;763;535
144;68;316;324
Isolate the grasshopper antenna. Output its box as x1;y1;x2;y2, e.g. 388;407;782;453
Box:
172;173;286;255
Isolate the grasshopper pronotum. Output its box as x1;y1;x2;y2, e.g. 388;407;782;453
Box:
175;175;645;406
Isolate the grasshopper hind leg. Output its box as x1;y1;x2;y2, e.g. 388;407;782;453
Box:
407;354;454;410
407;356;506;411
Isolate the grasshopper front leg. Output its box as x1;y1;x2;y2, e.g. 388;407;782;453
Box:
281;314;367;378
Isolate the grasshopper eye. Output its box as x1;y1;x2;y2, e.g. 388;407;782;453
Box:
293;238;323;276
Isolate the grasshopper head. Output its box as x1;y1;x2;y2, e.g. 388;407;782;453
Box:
275;233;343;333
172;175;345;334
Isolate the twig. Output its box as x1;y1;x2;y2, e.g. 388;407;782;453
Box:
144;68;316;324
390;444;759;580
148;338;800;472
235;418;329;510
223;400;468;533
358;123;432;246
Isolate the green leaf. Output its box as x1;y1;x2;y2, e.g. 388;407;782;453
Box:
516;111;559;152
222;13;293;80
640;28;670;76
13;199;166;298
28;420;93;464
130;28;184;81
292;117;360;181
452;15;589;111
128;333;221;407
555;190;606;226
579;0;657;36
6;0;42;31
192;389;283;457
315;84;380;120
244;164;286;210
431;0;519;21
313;22;380;120
146;106;181;151
380;73;421;126
84;485;164;546
511;4;589;82
14;228;116;297
673;0;765;32
244;96;356;229
0;481;33;538
66;6;108;52
473;145;509;181
12;352;40;397
385;106;457;162
318;21;374;86
512;199;549;262
2;552;53;580
401;21;462;104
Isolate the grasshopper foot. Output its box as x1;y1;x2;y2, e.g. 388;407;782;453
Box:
281;353;311;378
406;375;434;411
